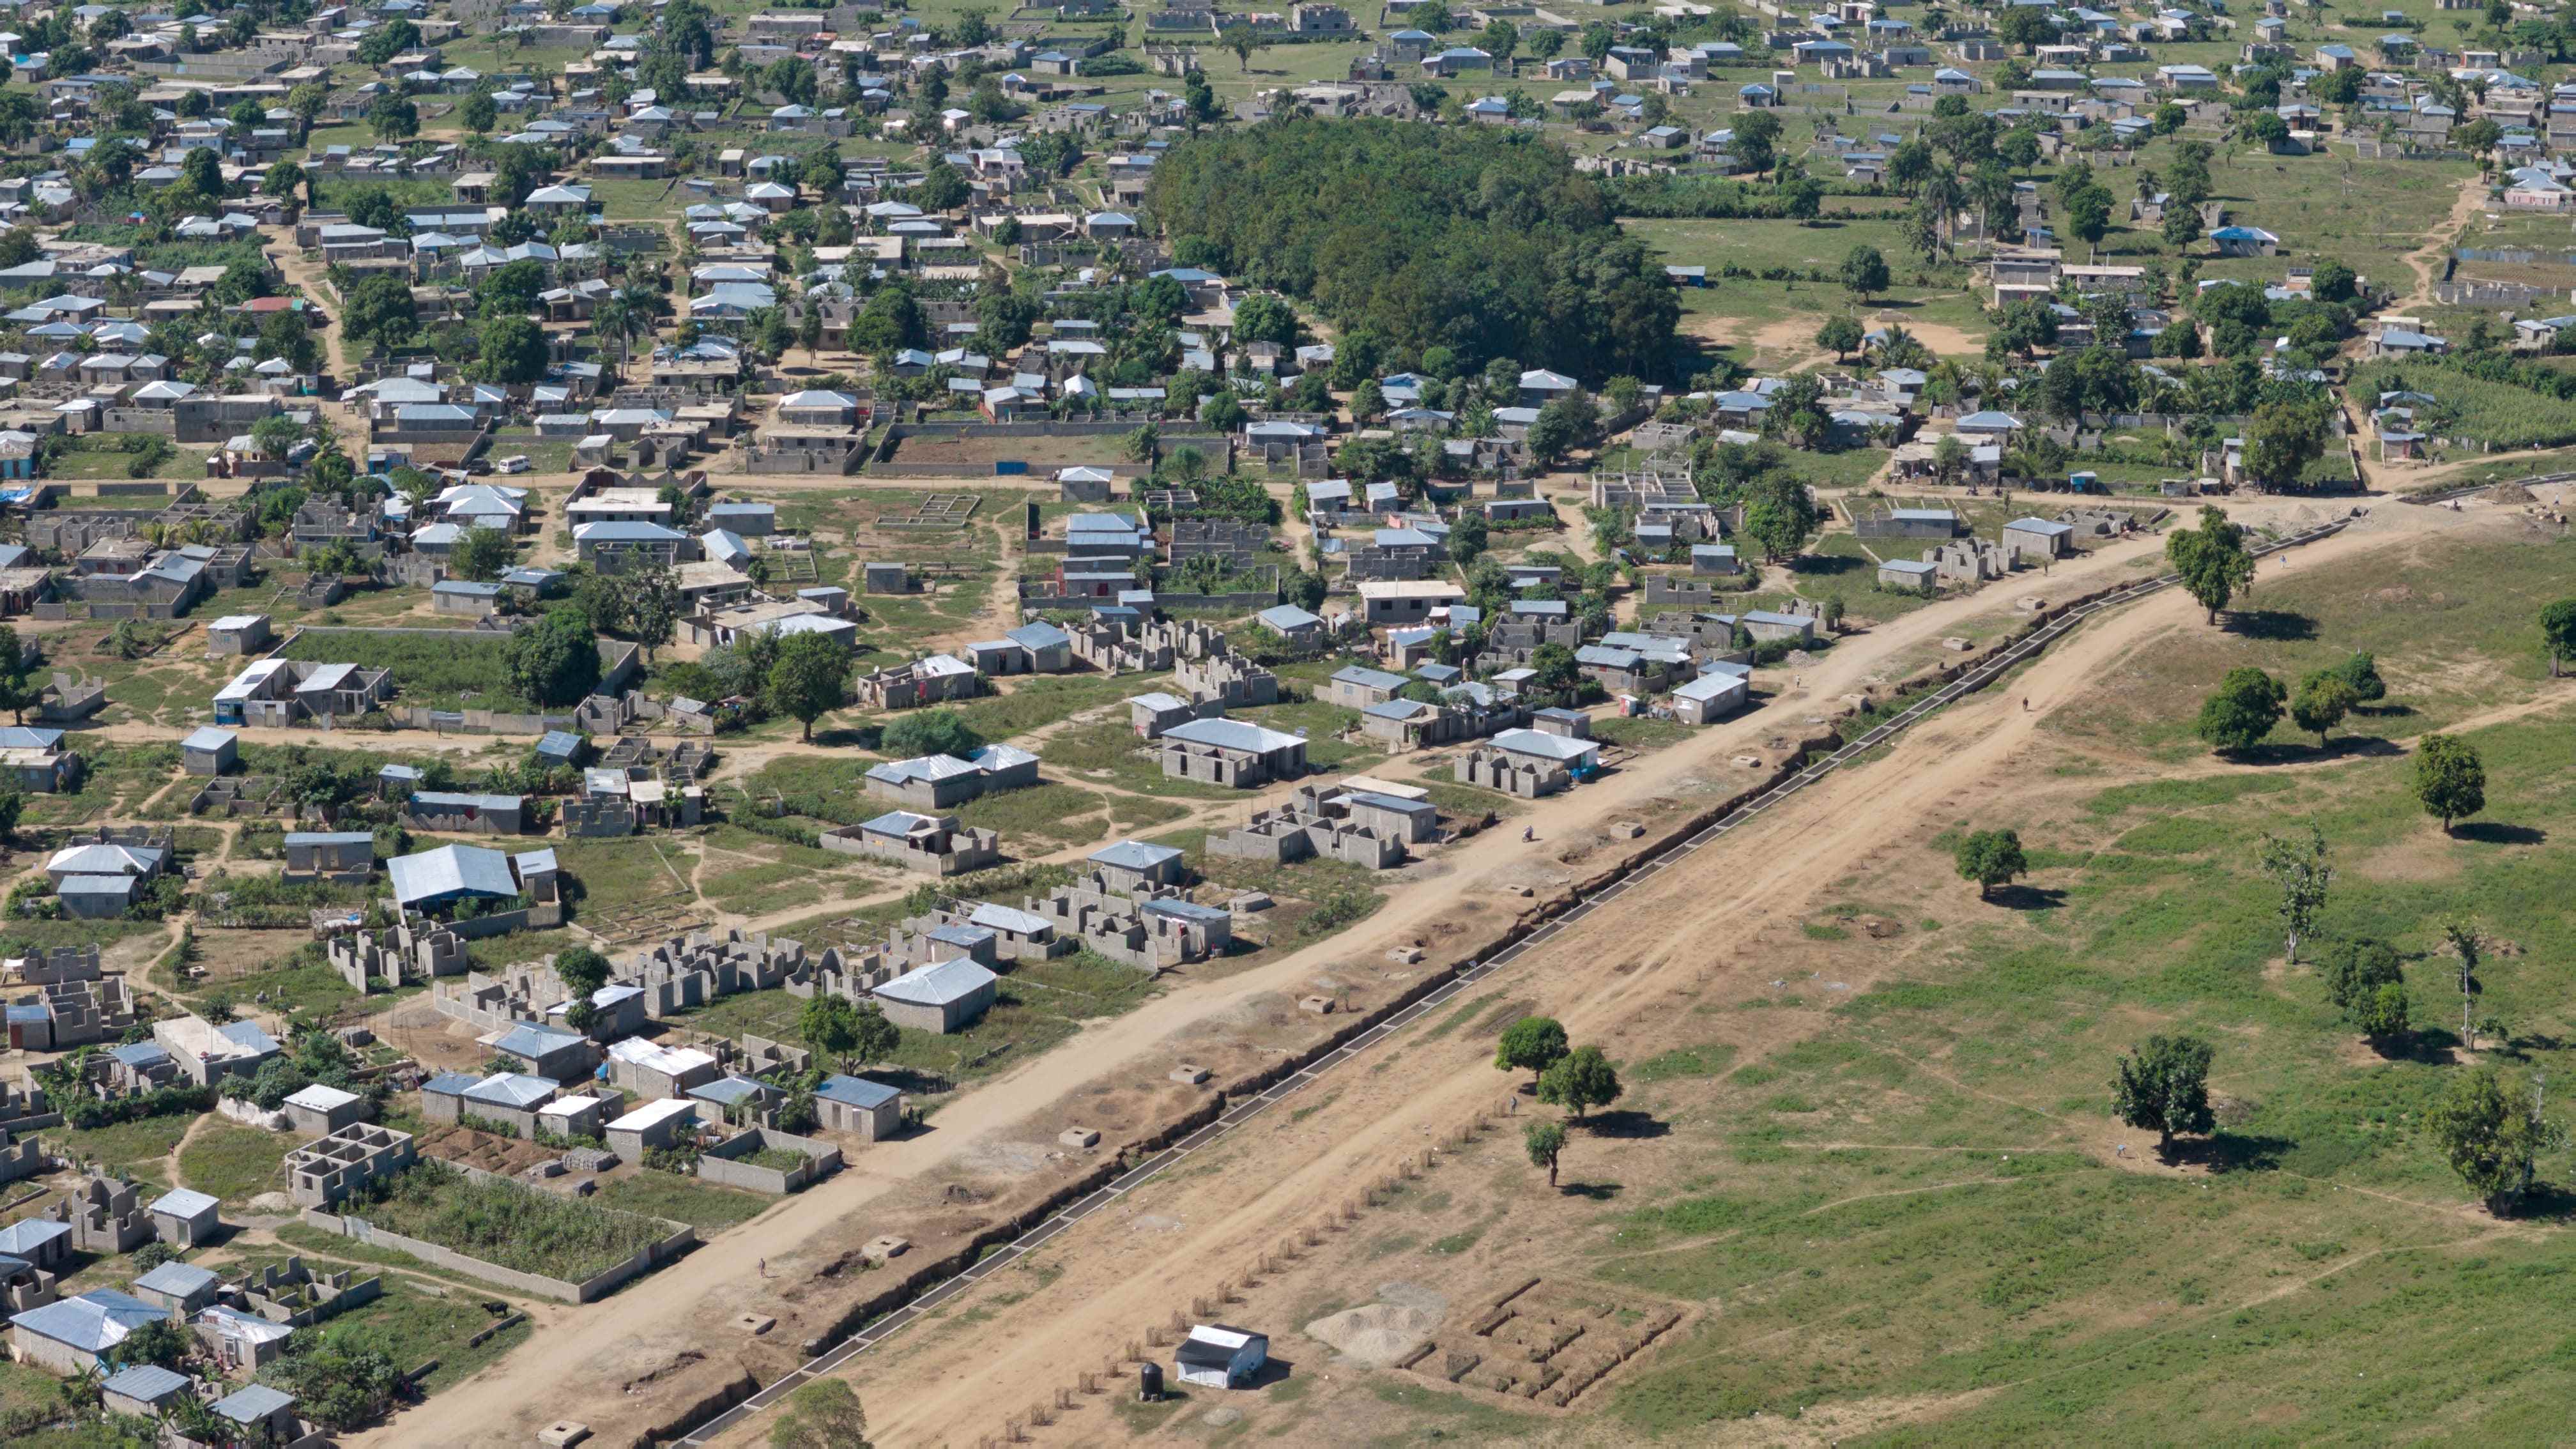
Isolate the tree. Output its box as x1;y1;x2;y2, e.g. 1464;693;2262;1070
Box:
1526;399;1583;464
556;946;612;998
1222;22;1258;71
2195;667;2285;754
1494;1015;1568;1089
356;17;420;64
451;526;516;583
1524;1119;1567;1188
2354;979;2411;1045
2321;937;2403;1016
341;273;418;351
1537;1045;1622;1119
2284;670;2355;747
474;315;549;385
504;610;602;707
0;625;33;725
848;1003;900;1065
2165;505;2254;624
2110;1034;2215;1155
1446;510;1488;564
1952;827;2028;901
771;1377;874;1449
2427;1066;2559;1212
1740;500;1808;562
459;88;498;135
799;994;862;1061
2255;825;2331;963
1349;378;1386;422
180;146;223;202
1232;293;1298;348
2064;183;2113;245
2541;599;2576;677
2244;111;2291;150
1839;245;1889;302
267;1330;404;1429
1997;5;2056;50
2331;651;2386;703
480;259;551;318
765;632;850;742
2412;733;2486;834
2160;204;2204;251
2310;260;2358;304
2445;919;2483;1050
112;1317;188;1369
365;95;418;143
879;707;982;759
2243;397;2334;491
1816;314;1864;360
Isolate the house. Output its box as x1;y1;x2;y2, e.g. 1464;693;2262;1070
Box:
153;1016;280;1085
144;1187;220;1248
2002;516;2076;562
282;1083;369;1136
1356;580;1467;625
8;1290;172;1374
100;1363;193;1418
1175;1324;1270;1390
1255;604;1323;645
180;726;238;776
1879;558;1940;592
1670;665;1751;724
130;1261;220;1314
1089;838;1188;893
604;1097;698;1158
873;956;999;1034
1158;716;1308;788
813;1074;903;1139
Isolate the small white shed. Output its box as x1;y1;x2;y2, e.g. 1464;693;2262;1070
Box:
1174;1324;1269;1389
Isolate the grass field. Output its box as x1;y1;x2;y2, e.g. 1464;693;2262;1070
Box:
180;1119;293;1206
2048;530;2570;759
275;627;540;713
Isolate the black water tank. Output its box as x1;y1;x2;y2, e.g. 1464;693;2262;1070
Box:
1138;1361;1165;1402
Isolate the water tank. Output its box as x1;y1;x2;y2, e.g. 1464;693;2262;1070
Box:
1137;1361;1165;1402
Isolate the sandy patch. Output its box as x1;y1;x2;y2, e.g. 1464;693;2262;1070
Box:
1304;1282;1448;1367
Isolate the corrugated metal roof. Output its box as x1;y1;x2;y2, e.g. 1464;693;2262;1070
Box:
388;843;518;905
875;956;998;1008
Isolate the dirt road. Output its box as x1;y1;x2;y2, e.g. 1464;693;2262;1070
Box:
381;496;2391;1448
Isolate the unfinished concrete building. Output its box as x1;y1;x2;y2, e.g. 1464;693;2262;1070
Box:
1924;537;2013;585
6;946;102;986
1174;650;1278;709
850;654;979;710
42;1174;153;1255
325;917;470;994
1455;743;1572;799
1068;614;1230;673
1023;873;1232;971
285;1124;417;1209
230;1256;385;1329
820;811;1002;876
617;929;806;1016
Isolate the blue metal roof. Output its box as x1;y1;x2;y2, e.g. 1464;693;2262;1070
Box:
817;1073;900;1108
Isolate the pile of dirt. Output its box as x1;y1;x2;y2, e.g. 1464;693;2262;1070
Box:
1305;1301;1440;1368
2491;482;2535;503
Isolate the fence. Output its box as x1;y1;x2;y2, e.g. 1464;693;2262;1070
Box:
299;1204;696;1304
673;514;2361;1445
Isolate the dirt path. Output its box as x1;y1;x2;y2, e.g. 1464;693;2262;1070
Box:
2387;174;2490;318
266;233;372;464
842;515;2426;1447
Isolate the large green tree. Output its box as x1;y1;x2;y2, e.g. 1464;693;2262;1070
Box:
1952;828;2028;901
2164;505;2255;624
1494;1016;1568;1089
2427;1066;2561;1213
504;610;602;708
2289;670;2356;747
770;1377;874;1449
765;632;851;742
2195;667;2284;754
2110;1034;2215;1155
2540;598;2576;677
1537;1045;1622;1120
2412;733;2486;834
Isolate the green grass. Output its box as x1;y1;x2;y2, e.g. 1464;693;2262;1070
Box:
178;1119;291;1206
2046;532;2572;759
273;627;540;713
592;1173;773;1232
953;781;1110;848
50;1115;192;1182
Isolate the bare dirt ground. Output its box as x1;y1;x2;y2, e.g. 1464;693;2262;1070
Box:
367;494;2416;1449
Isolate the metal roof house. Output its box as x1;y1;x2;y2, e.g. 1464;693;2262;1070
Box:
873;956;999;1034
1089;838;1187;892
1158;716;1308;788
8;1289;171;1373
